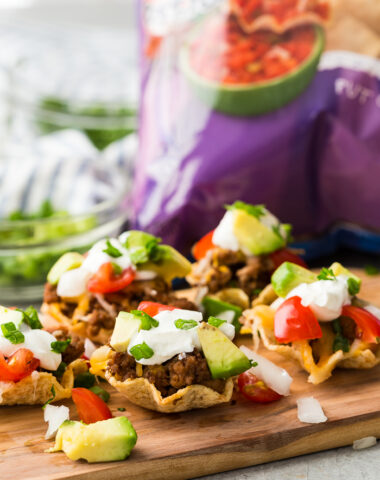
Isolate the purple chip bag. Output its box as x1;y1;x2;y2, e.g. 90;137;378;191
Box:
133;0;380;256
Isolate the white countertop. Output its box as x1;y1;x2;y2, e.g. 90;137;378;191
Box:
200;443;380;479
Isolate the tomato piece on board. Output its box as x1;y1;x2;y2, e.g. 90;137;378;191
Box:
0;349;40;382
341;305;380;344
270;248;307;270
137;301;176;317
238;372;282;404
87;263;135;294
192;230;215;261
71;387;112;424
274;296;322;343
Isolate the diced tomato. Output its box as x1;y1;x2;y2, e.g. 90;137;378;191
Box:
137;301;176;317
274;296;322;343
87;262;135;294
341;305;380;344
71;387;112;424
270;248;307;270
0;349;40;382
192;230;215;261
238;372;282;403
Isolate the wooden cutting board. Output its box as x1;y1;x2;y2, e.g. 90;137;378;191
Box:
1;270;380;480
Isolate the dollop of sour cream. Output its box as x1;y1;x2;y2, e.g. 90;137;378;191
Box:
57;233;157;298
0;311;61;371
212;207;286;253
128;308;235;365
279;275;352;322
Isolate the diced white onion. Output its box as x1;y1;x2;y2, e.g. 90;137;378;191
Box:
240;346;292;396
219;322;235;341
297;397;327;424
134;270;157;280
216;310;235;324
84;338;97;359
44;404;70;439
353;437;377;450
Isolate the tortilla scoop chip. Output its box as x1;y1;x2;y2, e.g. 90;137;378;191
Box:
0;359;88;406
243;304;380;384
106;372;234;413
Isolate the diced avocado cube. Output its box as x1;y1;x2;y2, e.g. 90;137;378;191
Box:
329;262;361;294
0;306;24;328
140;245;191;282
271;261;317;297
47;252;84;285
197;323;251;379
110;312;141;352
50;417;137;463
232;209;286;256
202;296;242;333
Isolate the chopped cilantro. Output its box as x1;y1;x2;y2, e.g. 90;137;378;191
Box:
317;267;336;281
365;265;379;276
51;338;71;354
130;342;154;361
174;319;198;330
226;201;266;219
250;360;258;367
103;239;122;258
1;322;24;344
207;317;226;328
131;310;159;330
124;232;162;265
347;277;360;296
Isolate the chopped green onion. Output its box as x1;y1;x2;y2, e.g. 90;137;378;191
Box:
252;288;263;296
118;407;126;412
42;385;56;409
53;361;67;379
74;371;96;389
365;265;379;276
89;385;110;403
317;268;336;281
250;360;258;367
103;239;122;258
332;319;350;353
208;317;226;328
131;310;159;330
19;306;43;329
129;342;154;360
111;263;123;275
1;322;24;344
51;338;71;354
347;277;360;296
226;201;265;219
174;319;198;330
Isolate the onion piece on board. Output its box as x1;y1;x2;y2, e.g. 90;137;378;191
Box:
297;397;327;424
44;404;70;439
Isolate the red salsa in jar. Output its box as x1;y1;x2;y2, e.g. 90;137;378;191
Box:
189;15;317;85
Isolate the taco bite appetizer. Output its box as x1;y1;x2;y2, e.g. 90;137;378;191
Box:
0;306;87;405
187;201;306;332
242;261;380;384
42;231;196;345
91;302;252;413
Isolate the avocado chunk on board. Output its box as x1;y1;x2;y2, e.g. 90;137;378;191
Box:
49;417;137;463
47;252;84;285
110;312;141;352
197;323;251;379
233;208;286;255
271;261;317;297
202;296;242;333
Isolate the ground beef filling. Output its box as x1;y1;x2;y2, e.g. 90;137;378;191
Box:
108;349;226;397
189;247;273;297
43;279;198;336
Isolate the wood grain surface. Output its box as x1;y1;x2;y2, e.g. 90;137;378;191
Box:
1;269;380;480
